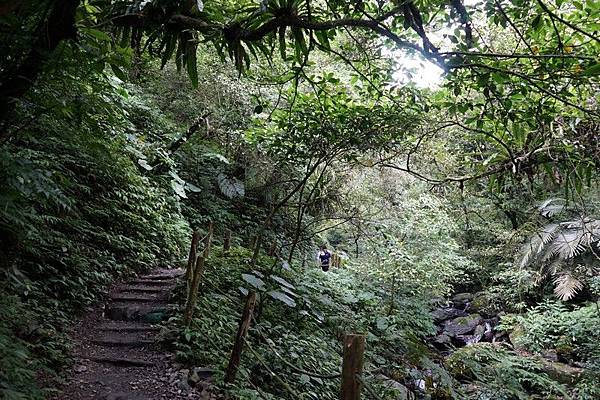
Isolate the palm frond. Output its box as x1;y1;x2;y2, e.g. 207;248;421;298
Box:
538;259;563;284
538;198;566;218
518;223;560;268
519;210;600;301
546;228;587;261
553;273;583;301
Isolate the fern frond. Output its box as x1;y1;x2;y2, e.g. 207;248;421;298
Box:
553;273;583;301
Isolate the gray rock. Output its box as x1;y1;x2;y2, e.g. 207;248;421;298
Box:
428;297;448;307
542;350;559;362
177;379;191;392
73;364;88;373
483;321;494;341
508;324;527;351
458;324;486;345
431;307;467;323
376;375;415;399
538;359;583;384
451;293;473;307
432;333;452;349
434;334;452;344
443;314;483;337
188;367;216;386
191;367;216;381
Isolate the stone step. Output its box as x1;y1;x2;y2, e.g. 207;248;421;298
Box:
129;279;174;286
104;304;172;323
109;293;167;303
72;343;165;362
91;338;155;347
95;328;158;342
118;286;165;294
86;356;155;367
98;322;160;333
143;273;183;280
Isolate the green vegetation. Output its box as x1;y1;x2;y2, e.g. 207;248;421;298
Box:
1;0;599;399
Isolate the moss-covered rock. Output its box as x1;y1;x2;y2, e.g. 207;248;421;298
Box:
443;314;482;337
537;358;583;385
508;324;528;351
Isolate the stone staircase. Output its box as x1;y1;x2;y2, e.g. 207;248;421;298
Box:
55;268;215;399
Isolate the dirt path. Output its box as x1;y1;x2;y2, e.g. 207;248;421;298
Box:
54;268;216;400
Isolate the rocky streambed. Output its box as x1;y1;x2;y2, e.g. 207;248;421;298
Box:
430;292;505;350
428;292;585;388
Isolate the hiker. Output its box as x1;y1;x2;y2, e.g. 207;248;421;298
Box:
318;245;332;272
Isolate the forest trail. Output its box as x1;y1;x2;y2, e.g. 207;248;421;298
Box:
54;268;216;400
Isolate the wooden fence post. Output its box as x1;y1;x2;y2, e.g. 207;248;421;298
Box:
268;241;276;256
224;229;232;251
224;291;257;383
250;234;262;266
341;334;365;400
204;221;214;258
184;230;201;283
183;255;206;327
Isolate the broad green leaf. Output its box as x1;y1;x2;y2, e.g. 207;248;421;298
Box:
271;275;295;289
268;290;296;307
242;273;265;290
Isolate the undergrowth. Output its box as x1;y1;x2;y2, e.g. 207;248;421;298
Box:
170;246;445;399
0;50;189;398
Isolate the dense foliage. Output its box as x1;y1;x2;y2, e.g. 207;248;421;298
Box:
1;0;599;399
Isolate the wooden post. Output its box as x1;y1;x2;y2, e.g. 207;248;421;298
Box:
341;334;365;400
204;221;214;258
224;291;257;383
268;241;276;256
223;230;232;251
183;255;206;327
184;230;200;283
335;253;341;268
250;234;262;266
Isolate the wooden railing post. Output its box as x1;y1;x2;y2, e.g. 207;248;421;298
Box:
268;241;276;256
204;221;213;258
223;229;232;251
224;291;257;383
183;255;206;327
341;334;365;400
250;234;262;266
184;230;201;283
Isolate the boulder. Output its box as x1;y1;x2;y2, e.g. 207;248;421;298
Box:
538;359;583;385
432;334;452;349
376;375;415;400
450;293;473;307
443;314;483;337
507;325;527;351
431;307;467;323
541;350;559;362
482;321;494;342
428;297;448;308
469;292;503;317
188;367;216;385
456;323;487;346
